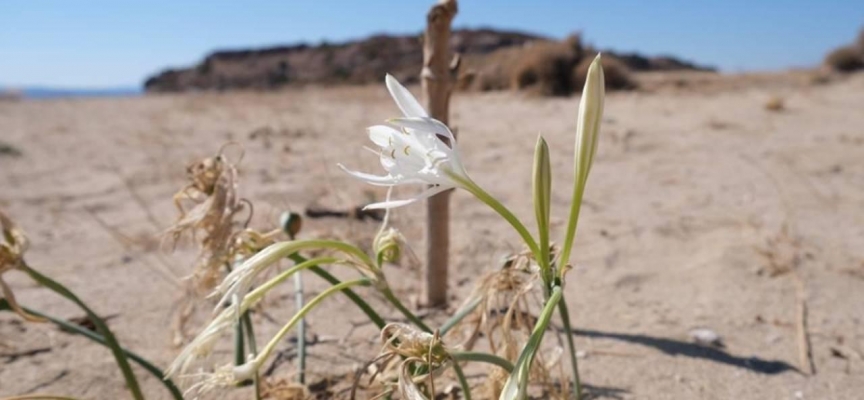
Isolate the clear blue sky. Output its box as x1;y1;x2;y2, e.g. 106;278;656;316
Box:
1;0;861;88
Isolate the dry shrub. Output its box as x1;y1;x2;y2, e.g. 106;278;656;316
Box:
573;54;636;91
0;210;43;323
164;150;244;293
458;45;527;92
563;33;585;61
163;144;284;345
446;250;568;399
455;70;476;91
512;41;579;96
824;46;864;72
458;34;639;96
476;67;511;91
353;323;454;399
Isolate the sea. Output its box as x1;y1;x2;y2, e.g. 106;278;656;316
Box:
0;86;143;100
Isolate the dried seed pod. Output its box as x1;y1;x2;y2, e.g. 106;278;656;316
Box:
0;209;44;322
280;211;303;238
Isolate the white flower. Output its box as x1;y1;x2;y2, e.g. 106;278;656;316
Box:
338;74;469;210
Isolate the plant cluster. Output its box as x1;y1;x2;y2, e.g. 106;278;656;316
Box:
1;55;606;400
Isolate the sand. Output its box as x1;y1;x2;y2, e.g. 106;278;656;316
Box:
1;71;863;399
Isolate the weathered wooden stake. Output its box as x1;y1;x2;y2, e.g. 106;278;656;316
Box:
422;0;458;307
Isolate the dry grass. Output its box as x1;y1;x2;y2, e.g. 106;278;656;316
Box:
447;251;568;399
164;148;245;294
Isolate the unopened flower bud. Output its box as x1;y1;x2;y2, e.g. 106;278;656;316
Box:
374;228;402;264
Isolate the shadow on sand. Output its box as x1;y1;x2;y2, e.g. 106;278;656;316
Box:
582;383;630;400
574;328;797;375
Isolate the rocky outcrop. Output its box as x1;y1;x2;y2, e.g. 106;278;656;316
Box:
144;29;713;93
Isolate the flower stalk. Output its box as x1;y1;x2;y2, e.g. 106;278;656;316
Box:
288;253;387;329
559;54;606;275
382;286;433;333
499;286;563;400
446;171;541;260
558;299;582;400
248;278;371;377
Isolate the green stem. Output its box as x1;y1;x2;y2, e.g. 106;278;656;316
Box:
507;286;563;398
226;260;247;373
558;177;586;279
237;255;333;397
0;299;183;400
234;312;246;368
452;351;514;373
448;172;541;260
241;311;261;399
293;272;306;384
242;311;258;361
381;287;432;333
286;233;307;386
248;257;338;302
439;297;481;336
289;253;387;329
254;278;370;367
452;361;472;400
557;300;582;400
20;264;145;400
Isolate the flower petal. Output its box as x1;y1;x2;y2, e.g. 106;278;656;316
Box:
368;125;397;148
388;117;455;144
363;185;450;210
386;74;428;118
337;163;398;186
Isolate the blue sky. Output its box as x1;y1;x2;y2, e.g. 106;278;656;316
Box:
1;0;862;88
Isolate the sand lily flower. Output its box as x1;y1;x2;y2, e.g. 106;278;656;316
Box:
338;74;469;209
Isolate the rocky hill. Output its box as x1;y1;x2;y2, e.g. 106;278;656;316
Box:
144;29;713;93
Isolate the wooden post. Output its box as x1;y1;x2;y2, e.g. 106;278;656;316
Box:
422;0;458;307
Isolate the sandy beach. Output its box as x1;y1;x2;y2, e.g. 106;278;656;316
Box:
1;70;863;399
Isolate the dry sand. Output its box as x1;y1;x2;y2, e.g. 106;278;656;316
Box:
1;71;863;399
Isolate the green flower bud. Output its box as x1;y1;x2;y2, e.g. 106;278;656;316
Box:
374;228;402;264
